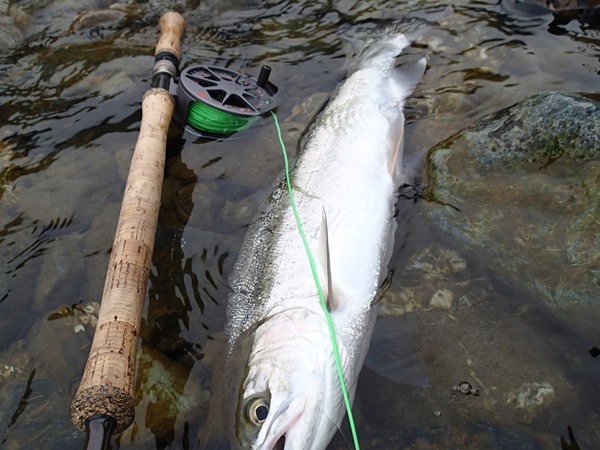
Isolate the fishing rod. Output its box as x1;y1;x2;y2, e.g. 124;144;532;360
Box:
69;11;186;448
69;10;281;449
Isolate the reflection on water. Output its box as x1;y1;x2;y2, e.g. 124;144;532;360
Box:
0;0;598;449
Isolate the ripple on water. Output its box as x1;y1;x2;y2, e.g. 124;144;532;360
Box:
0;0;599;449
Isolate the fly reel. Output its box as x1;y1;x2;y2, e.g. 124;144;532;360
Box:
172;64;279;139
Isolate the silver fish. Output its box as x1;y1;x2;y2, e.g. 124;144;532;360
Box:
223;30;426;450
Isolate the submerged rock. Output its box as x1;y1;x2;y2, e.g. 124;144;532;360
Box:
69;4;140;33
502;0;600;29
337;422;545;449
504;382;556;421
422;92;599;338
379;245;475;317
116;345;209;448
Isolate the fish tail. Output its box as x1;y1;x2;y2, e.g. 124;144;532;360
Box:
350;5;452;72
351;32;410;71
397;4;453;42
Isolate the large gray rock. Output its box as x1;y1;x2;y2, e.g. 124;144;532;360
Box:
422;92;599;338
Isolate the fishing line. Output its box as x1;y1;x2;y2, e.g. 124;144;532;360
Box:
271;111;361;450
186;101;259;135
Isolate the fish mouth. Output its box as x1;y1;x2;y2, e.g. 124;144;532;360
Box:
273;434;285;450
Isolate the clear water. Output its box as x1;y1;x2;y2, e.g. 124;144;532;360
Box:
0;0;598;449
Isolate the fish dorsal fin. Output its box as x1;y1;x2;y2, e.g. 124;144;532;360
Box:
317;208;336;311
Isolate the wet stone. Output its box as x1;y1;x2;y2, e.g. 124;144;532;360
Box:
331;421;546;449
47;301;100;334
379;245;474;316
429;288;454;311
452;380;480;396
69;4;135;33
116;345;209;447
221;193;259;227
422;92;600;339
504;382;555;422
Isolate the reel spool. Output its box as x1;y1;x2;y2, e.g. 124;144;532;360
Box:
172;65;279;139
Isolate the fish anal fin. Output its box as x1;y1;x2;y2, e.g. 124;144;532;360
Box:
364;315;430;387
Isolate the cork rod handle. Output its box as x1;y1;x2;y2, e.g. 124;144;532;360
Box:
70;11;186;435
155;11;186;59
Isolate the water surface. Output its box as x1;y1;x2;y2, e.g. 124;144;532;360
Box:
0;0;598;448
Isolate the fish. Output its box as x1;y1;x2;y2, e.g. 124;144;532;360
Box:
222;28;427;450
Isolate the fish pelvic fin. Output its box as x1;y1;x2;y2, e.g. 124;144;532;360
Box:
317;208;337;311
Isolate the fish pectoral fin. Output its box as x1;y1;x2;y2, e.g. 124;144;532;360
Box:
364;315;430;387
317;208;336;311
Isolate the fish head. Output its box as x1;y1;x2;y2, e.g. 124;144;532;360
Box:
228;306;343;450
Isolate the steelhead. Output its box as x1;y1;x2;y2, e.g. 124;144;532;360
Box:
224;29;426;450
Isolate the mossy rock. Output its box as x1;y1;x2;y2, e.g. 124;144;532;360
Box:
422;92;599;338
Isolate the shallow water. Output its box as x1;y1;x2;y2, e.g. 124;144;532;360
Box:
0;0;598;449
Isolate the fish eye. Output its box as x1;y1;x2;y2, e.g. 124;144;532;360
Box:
247;398;269;425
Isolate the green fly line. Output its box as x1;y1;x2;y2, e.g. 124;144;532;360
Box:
187;101;258;135
271;111;361;450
